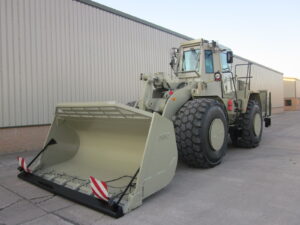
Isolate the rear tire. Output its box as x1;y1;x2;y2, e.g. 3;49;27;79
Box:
230;100;262;148
174;99;228;168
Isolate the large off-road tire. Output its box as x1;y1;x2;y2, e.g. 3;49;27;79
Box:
230;100;263;148
174;99;228;168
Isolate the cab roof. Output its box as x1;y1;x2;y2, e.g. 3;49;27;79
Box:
181;38;231;51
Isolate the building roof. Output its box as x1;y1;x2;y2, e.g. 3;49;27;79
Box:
283;77;299;81
234;55;283;75
76;0;283;75
76;0;193;40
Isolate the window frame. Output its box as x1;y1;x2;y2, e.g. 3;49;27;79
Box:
220;51;230;72
204;50;214;74
181;48;201;72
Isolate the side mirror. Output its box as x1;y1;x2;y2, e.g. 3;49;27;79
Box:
169;58;175;68
226;51;233;64
169;48;178;70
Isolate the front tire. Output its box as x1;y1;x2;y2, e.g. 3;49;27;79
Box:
174;99;228;168
230;100;263;148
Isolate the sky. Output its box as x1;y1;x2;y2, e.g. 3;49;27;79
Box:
94;0;300;78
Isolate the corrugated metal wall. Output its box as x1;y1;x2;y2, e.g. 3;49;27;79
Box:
284;80;296;98
0;0;284;127
0;0;187;127
284;79;300;98
233;56;284;110
296;80;300;98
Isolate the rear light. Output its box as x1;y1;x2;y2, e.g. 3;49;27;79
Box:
169;90;174;95
227;99;233;111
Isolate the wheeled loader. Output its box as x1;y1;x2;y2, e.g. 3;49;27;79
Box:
17;39;271;217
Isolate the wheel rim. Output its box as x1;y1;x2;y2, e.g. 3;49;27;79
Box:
254;113;262;136
209;118;225;151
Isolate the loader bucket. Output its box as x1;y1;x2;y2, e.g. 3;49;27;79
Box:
18;102;178;217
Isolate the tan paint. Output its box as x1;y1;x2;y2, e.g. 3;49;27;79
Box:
27;38;277;216
32;103;177;213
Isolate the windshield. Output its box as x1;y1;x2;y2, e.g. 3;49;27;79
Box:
182;49;200;72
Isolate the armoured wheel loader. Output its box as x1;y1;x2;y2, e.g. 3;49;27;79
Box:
17;39;272;217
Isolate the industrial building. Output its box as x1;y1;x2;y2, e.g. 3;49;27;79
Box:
233;56;283;113
283;77;300;111
0;0;283;153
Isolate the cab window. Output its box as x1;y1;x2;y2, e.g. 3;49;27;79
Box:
220;52;229;72
182;49;200;72
205;50;214;73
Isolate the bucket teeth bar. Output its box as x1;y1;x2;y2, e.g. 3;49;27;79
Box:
18;172;124;218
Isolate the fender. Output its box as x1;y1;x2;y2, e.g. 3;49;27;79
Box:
248;92;262;112
162;85;192;120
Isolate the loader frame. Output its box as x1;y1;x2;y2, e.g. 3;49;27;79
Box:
17;38;272;218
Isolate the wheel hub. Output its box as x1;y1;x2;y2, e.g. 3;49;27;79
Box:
254;113;262;136
209;118;225;151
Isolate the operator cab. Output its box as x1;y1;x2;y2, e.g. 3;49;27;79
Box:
170;39;235;98
171;39;233;79
170;39;233;78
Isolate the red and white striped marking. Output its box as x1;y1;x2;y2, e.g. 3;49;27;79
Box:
89;176;108;202
17;157;31;173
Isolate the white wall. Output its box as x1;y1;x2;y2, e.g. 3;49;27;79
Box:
0;0;285;127
0;0;187;127
284;80;296;98
233;56;284;109
296;80;300;98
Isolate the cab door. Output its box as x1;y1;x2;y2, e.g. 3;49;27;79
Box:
220;51;235;98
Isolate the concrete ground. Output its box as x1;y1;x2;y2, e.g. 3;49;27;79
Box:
1;111;300;225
